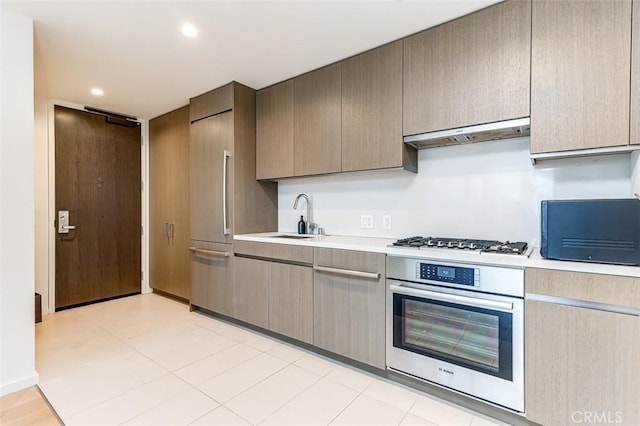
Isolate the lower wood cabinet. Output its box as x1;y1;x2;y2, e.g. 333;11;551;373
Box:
233;256;269;329
269;262;313;343
190;242;234;316
313;248;386;369
233;241;314;343
525;269;640;426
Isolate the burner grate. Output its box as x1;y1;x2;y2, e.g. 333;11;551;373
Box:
392;236;528;255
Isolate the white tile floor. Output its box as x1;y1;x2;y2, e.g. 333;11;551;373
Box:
36;293;510;426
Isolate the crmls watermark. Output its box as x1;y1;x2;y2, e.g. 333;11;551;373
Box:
571;411;623;424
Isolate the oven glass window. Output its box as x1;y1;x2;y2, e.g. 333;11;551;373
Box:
393;293;513;380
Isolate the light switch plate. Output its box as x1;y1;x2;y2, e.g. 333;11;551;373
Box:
360;214;374;229
383;215;392;230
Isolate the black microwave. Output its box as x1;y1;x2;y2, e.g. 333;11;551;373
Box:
541;198;640;266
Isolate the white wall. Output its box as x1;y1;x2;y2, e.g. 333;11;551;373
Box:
278;137;632;244
34;37;49;314
0;7;38;396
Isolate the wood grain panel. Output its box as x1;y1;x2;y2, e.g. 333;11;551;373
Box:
234;240;313;265
342;41;412;172
233;256;269;328
403;0;531;136
294;63;342;176
526;300;640;426
313;248;386;369
190;241;234;316
525;268;640;308
531;0;631;153
256;80;294;179
269;262;313;343
189;83;233;122
190;112;233;244
631;0;640;145
54;106;141;310
149;105;190;300
230;82;278;236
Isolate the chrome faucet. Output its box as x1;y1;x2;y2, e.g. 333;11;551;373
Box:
293;193;316;234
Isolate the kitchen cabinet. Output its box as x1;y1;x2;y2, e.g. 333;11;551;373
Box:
190;242;234;316
189;83;233;123
525;268;640;426
294;63;342;176
342;41;415;173
632;0;640;145
190;82;278;313
149;106;191;300
190;110;234;244
403;0;531;137
313;248;386;369
234;240;314;343
233;256;269;328
256;80;294;180
530;0;632;153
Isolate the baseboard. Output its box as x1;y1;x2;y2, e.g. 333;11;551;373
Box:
0;371;39;397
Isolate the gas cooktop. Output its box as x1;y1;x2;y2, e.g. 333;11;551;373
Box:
391;236;529;255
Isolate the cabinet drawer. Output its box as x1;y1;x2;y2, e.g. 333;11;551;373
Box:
234;240;313;265
190;241;233;316
525;268;640;309
190;83;233;122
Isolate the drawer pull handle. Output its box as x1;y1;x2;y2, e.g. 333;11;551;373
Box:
314;265;379;280
189;247;230;257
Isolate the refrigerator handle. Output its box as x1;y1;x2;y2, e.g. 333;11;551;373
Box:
222;150;231;235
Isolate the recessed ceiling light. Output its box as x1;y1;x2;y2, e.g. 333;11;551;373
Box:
181;23;198;38
91;87;104;96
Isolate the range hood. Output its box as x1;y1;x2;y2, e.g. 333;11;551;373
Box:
403;117;530;149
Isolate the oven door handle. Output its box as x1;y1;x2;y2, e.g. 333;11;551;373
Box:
390;284;513;311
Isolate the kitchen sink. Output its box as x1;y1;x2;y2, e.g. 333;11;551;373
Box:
269;234;316;239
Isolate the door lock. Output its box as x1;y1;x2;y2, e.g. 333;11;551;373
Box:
58;210;77;234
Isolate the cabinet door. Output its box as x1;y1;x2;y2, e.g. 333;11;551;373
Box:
256;81;294;180
190;112;233;244
149;106;191;300
313;248;386;369
403;0;530;136
632;0;640;145
342;41;411;173
190;243;233;316
190;83;233;123
531;0;632;153
526;300;640;426
294;64;342;176
269;262;313;344
233;256;269;329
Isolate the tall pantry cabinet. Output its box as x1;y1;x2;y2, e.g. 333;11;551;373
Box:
149;106;191;300
189;82;277;314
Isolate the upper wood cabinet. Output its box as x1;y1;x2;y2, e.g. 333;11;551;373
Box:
343;41;415;172
149;106;191;300
403;0;531;136
190;83;233;122
294;64;342;176
256;80;294;180
530;0;632;153
631;0;640;145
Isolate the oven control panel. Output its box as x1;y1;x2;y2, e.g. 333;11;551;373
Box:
417;263;479;286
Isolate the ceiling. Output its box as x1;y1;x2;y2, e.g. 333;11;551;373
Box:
5;0;501;119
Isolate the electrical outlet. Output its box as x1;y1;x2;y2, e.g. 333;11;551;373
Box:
383;215;392;230
360;214;374;229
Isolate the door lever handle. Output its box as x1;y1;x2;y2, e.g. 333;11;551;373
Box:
58;210;77;234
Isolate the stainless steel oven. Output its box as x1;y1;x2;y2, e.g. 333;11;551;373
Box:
386;256;524;412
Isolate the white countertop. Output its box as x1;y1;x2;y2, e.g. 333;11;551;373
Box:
234;232;640;278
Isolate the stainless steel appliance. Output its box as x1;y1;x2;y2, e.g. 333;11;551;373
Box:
386;255;525;412
541;198;640;265
391;236;529;255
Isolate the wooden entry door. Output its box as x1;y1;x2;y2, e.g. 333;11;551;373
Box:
54;106;141;310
